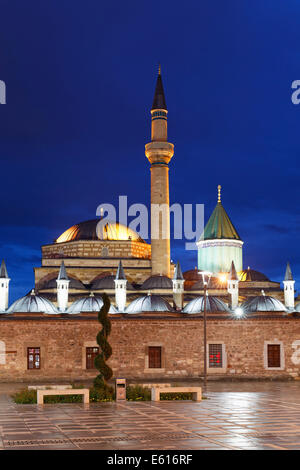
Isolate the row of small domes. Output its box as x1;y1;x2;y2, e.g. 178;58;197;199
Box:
1;291;294;315
38;268;272;293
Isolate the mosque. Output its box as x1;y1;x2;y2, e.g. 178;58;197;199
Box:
0;69;300;382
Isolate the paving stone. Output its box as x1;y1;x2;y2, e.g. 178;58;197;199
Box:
2;382;300;449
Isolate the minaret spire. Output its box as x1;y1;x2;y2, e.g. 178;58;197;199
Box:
151;66;167;112
284;261;293;281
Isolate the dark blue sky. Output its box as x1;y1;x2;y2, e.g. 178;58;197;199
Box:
0;0;300;301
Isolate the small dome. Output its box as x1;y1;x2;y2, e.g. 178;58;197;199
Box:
126;294;173;313
183;296;230;314
91;275;134;291
183;269;201;282
67;295;117;314
183;270;223;290
189;277;223;290
56;219;145;243
295;303;300;312
241;295;286;313
37;274;86;291
7;291;57;314
239;269;270;282
140;275;172;289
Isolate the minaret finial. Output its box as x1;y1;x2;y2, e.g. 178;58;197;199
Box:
218;185;221;203
158;63;161;75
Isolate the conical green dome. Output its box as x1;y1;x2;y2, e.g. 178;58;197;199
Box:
202;202;241;241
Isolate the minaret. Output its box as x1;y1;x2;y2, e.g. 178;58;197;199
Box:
227;260;239;309
145;66;174;277
0;260;10;311
172;261;185;310
283;262;295;309
114;260;127;312
56;261;70;312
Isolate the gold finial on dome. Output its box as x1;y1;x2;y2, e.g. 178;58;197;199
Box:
217;185;221;203
158;63;161;75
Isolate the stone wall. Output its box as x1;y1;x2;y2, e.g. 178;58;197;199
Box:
1;314;300;382
42;240;151;260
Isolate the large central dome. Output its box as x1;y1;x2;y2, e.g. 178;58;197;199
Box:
56;219;145;243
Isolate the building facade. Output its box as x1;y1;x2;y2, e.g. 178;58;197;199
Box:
0;68;298;383
1;312;300;382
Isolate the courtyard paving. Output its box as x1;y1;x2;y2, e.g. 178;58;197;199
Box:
1;381;300;450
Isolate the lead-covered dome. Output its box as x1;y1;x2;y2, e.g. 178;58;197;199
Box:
91;275;135;291
56;219;145;243
241;295;286;313
126;294;173;313
67;294;117;314
37;274;86;291
183;296;230;313
140;275;172;289
7;290;57;314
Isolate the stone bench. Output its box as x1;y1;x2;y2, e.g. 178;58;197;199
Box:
28;385;72;391
37;388;89;405
151;386;202;402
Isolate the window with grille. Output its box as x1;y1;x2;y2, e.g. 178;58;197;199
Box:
267;344;281;368
86;347;99;369
209;344;223;368
148;346;162;369
27;347;40;370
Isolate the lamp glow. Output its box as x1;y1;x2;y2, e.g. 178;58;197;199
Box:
234;307;243;317
219;273;227;283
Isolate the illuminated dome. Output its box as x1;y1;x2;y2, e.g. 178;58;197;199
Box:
183;296;230;314
7;290;57;314
126;295;173;313
56;219;145;243
67;294;117;314
241;295;286;313
183;270;224;290
239;269;270;282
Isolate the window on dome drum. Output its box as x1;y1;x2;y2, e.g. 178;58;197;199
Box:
148;346;162;369
86;347;99;369
27;347;40;370
267;344;281;368
209;344;223;368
